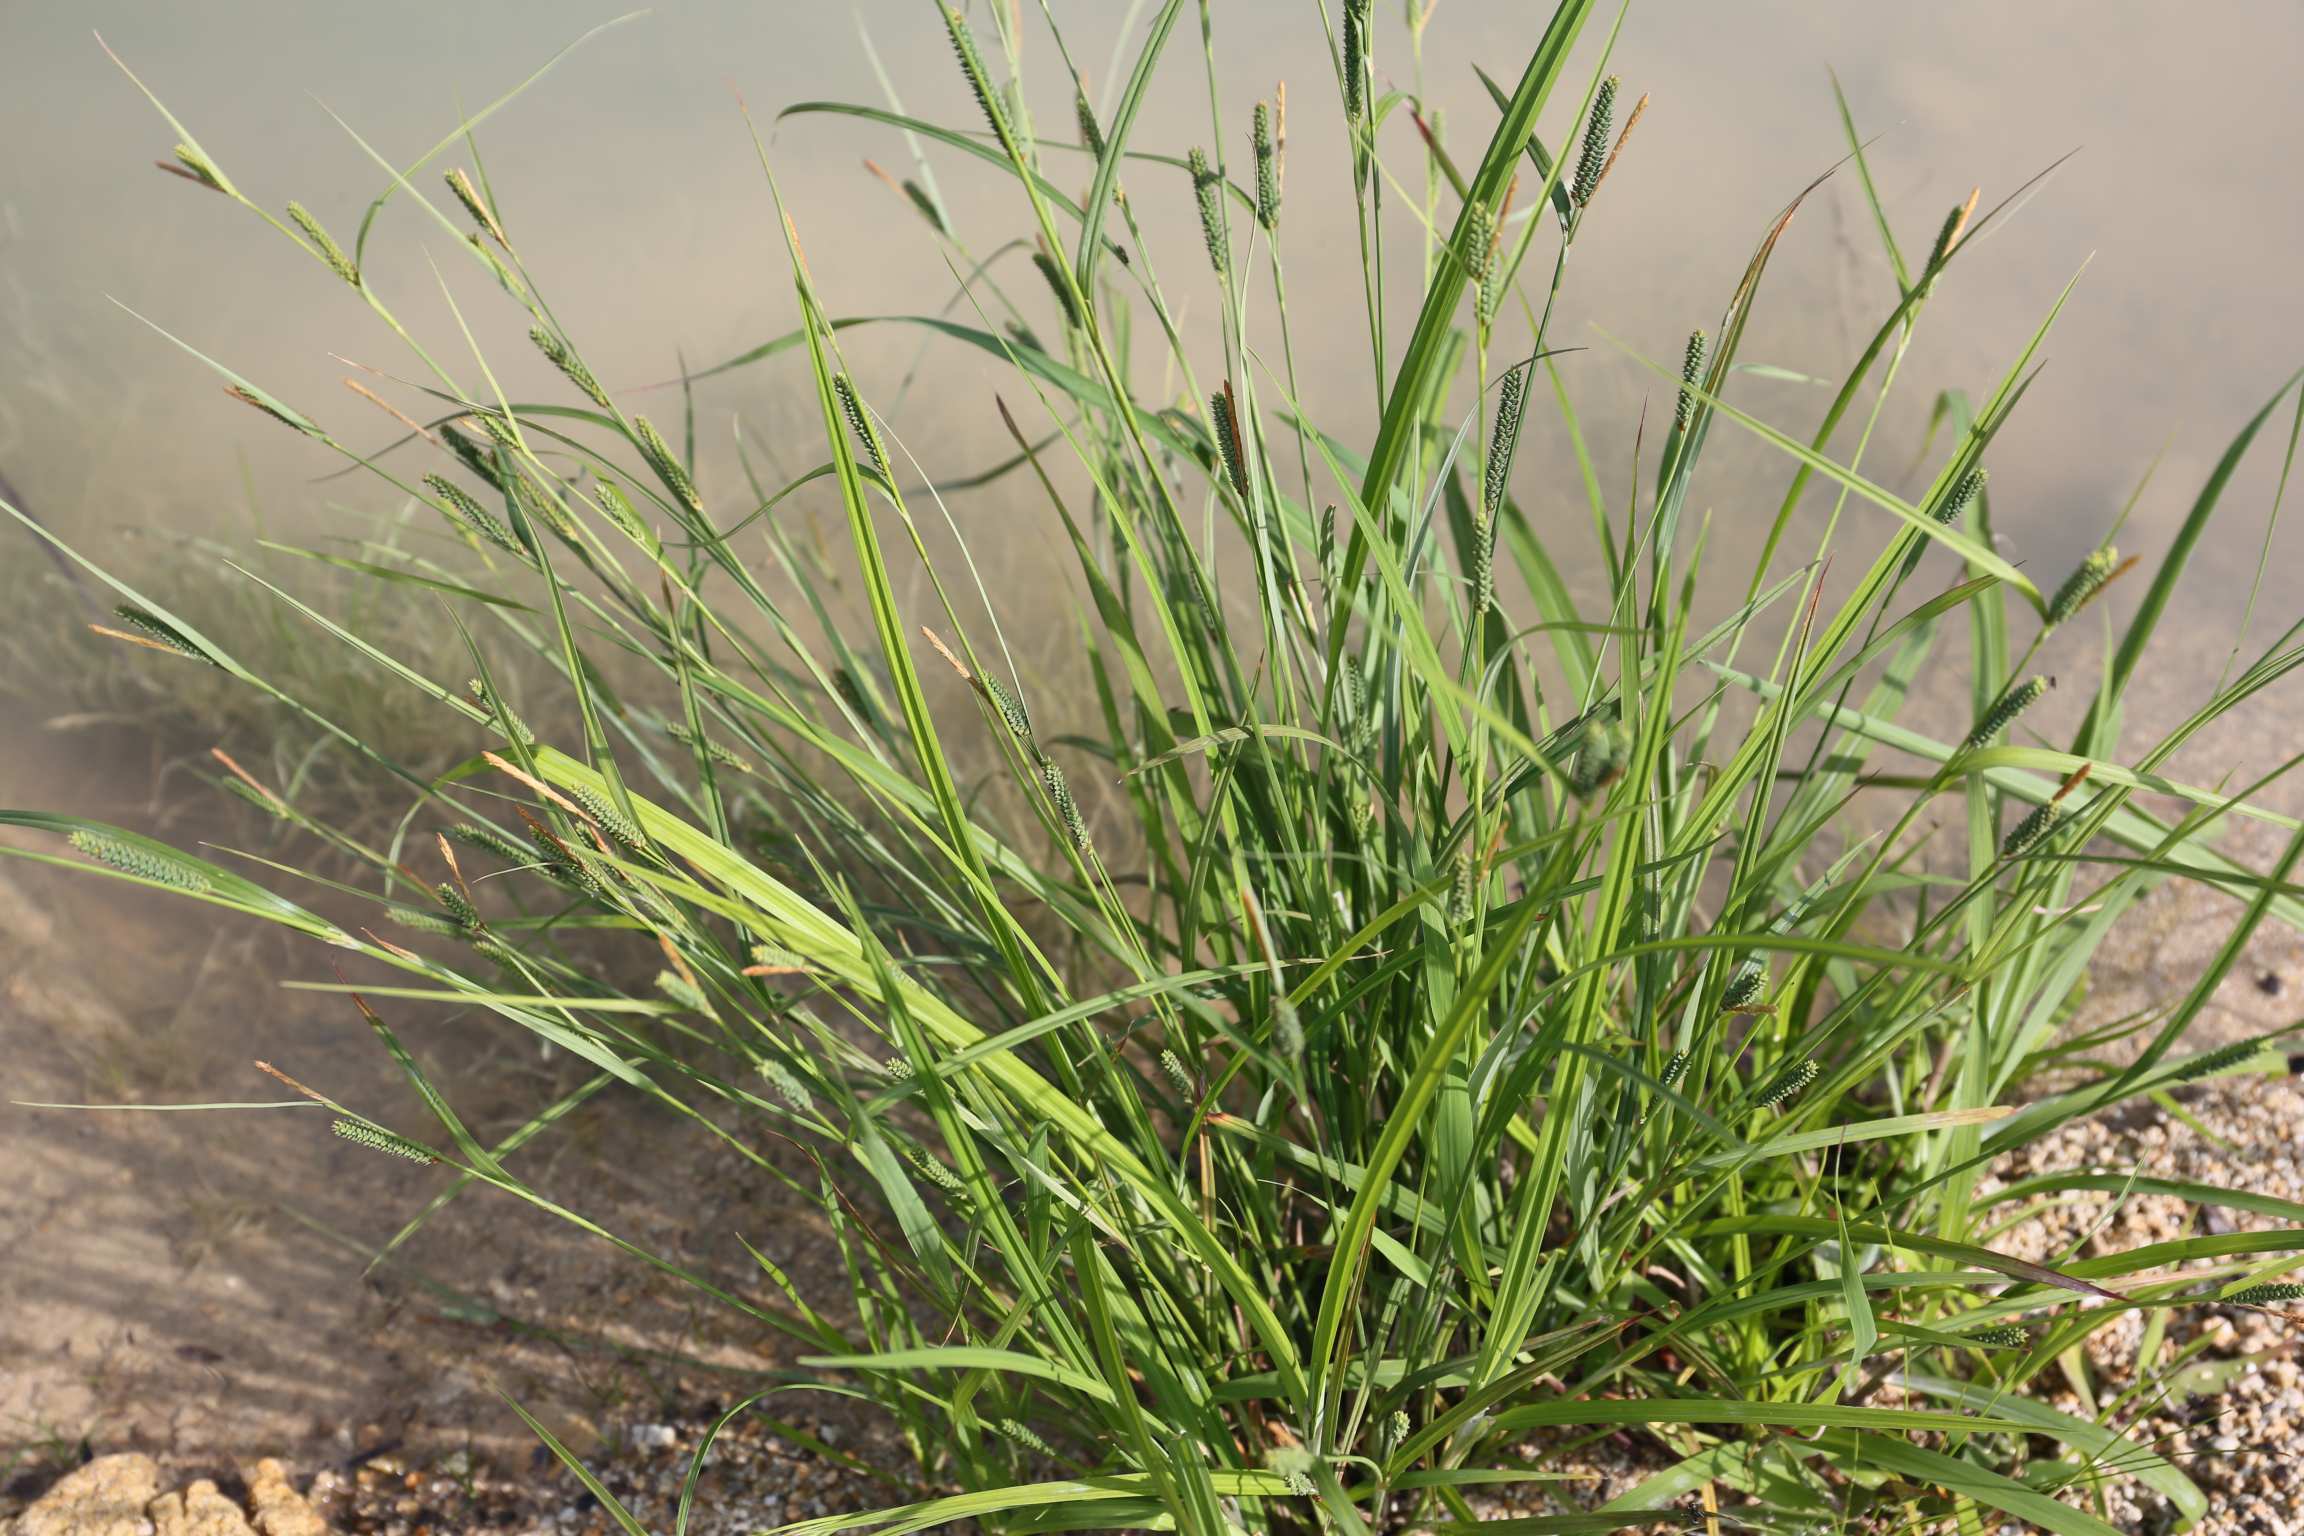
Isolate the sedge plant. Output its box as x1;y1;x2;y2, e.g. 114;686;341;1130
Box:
9;3;2304;1533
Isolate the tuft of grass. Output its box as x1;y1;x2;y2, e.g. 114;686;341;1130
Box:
9;7;2304;1536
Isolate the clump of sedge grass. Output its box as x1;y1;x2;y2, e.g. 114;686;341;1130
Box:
15;11;2304;1536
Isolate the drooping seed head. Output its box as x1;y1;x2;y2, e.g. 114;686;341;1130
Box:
1484;363;1528;517
1758;1058;1819;1108
1031;249;1082;330
654;969;707;1013
1188;147;1230;274
529;325;609;408
1962;675;2049;752
1721;957;1766;1011
384;904;462;937
995;1418;1050;1455
286;201;359;287
592;481;655;551
2175;1038;2267;1083
939;4;1013;154
831;375;885;473
1342;3;1368;123
1074;81;1106;158
1971;1325;2028;1349
1210;384;1250;497
2046;547;2118;626
1675;330;1707;432
332;1119;435;1163
1042;760;1090;849
442;425;509;493
572;785;648;855
980;675;1034;743
759;1059;815;1115
69;829;209;892
1570;76;1619;207
426;474;525;557
465;677;535;745
1936;465;1987;525
446;823;529;866
2225;1282;2304;1307
666;723;752;772
435;880;485;933
2000;800;2065;858
110;604;213;665
445;167;508;246
901;179;947;235
634;416;704;514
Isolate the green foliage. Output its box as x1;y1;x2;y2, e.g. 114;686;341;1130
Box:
11;8;2304;1536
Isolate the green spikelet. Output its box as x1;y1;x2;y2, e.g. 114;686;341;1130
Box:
442;426;509;493
1042;761;1089;850
332;1119;435;1164
286;201;358;286
2000;801;2065;858
1758;1058;1819;1108
513;474;576;541
111;605;213;665
910;1150;963;1194
1342;3;1368;123
1566;718;1625;798
1659;1051;1691;1091
1937;465;1987;525
1971;1325;2028;1349
666;723;751;772
981;675;1033;743
995;1418;1050;1456
445;167;507;246
1963;676;2049;751
1462;203;1496;291
1389;1410;1411;1449
592;481;655;551
1449;849;1478;923
69;830;209;892
939;4;1012;153
2175;1039;2267;1082
224;385;320;437
472;410;518;449
435;880;483;931
528;828;607;901
759;1059;815;1115
1031;250;1082;329
634;416;703;514
1159;1048;1194;1098
1675;330;1707;431
1484;363;1528;517
1075;85;1106;158
529;325;609;408
2224;1282;2304;1306
466;678;535;745
901;179;947;235
1720;957;1766;1010
1570;76;1618;207
426;474;524;556
883;1054;915;1081
572;785;647;854
170;143;229;193
383;903;462;937
446;823;529;866
1252;101;1280;230
1188;147;1229;274
1273;998;1305;1062
1318;503;1338;580
2046;547;2118;625
1926;200;1967;271
1210;386;1250;496
830;373;885;475
655;969;707;1013
1471;510;1497;618
467;233;527;299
